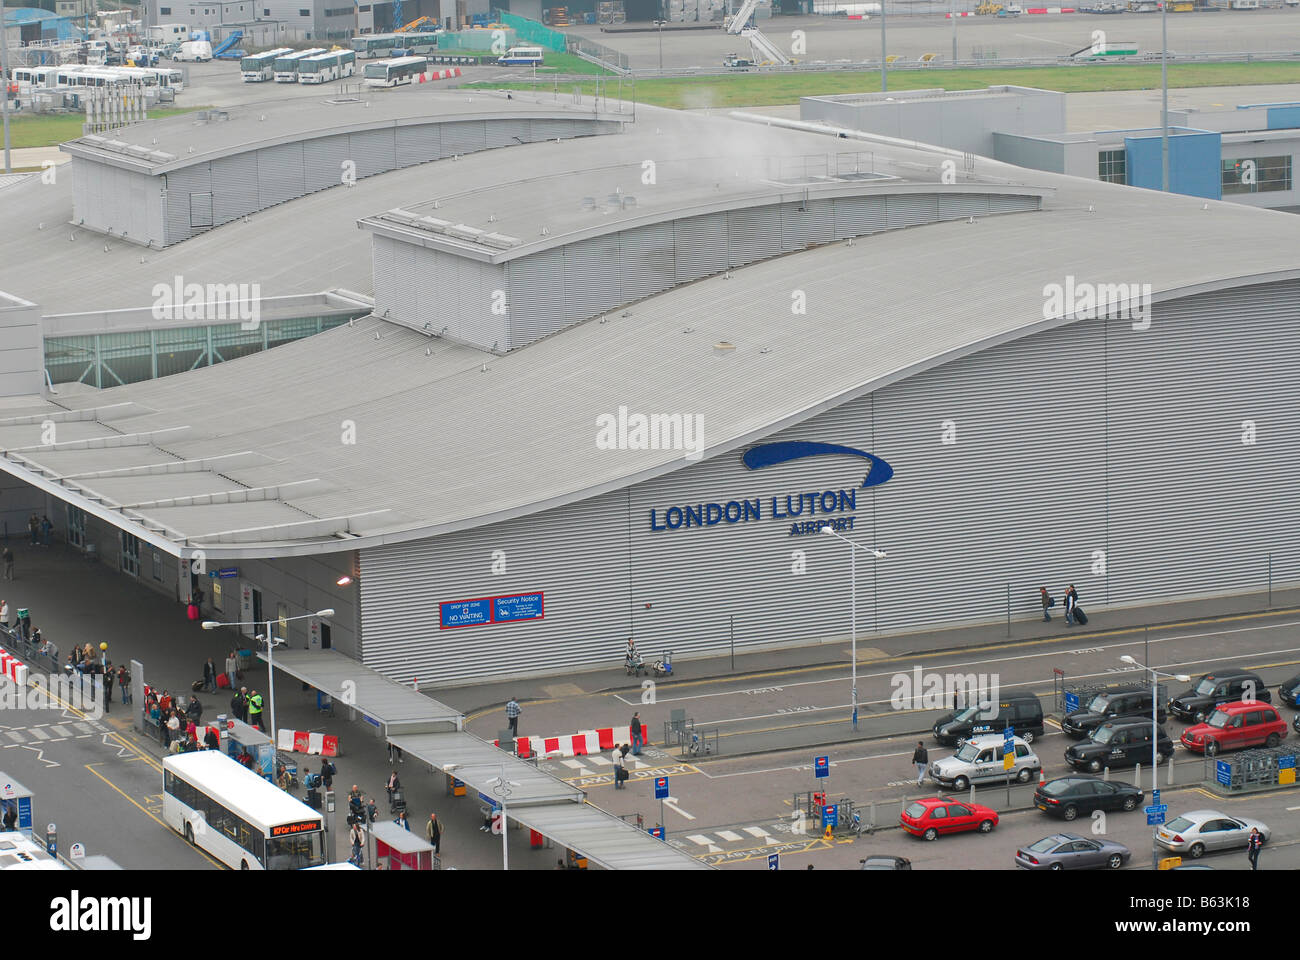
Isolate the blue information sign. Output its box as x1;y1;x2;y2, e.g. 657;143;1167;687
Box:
1064;692;1079;713
822;804;838;828
768;853;779;871
1279;755;1296;770
648;826;664;840
217;567;239;579
814;756;829;779
1151;789;1160;805
654;776;669;800
492;593;545;623
1146;812;1166;826
1216;760;1232;786
440;598;491;629
1145;804;1168;815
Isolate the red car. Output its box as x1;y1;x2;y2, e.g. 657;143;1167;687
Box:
900;797;999;841
1180;700;1288;756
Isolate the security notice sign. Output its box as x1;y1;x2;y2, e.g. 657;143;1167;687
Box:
440;591;546;629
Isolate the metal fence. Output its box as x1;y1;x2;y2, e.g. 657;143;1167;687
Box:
494;10;568;52
1208;746;1299;793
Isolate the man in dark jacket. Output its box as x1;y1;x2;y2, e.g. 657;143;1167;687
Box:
202;658;216;693
187;695;203;726
912;741;929;786
231;688;247;724
204;727;220;751
630;712;643;755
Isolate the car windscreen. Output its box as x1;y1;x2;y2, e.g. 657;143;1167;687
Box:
1195;678;1217;696
953;705;984;722
1206;710;1230;728
1040;779;1074;797
904;802;926;819
1087;694;1112;713
1165;817;1193;832
954;743;979;762
1093;725;1116;744
1028;836;1063;853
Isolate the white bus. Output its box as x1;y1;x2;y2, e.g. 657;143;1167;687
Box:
240;47;294;81
11;65;61;89
99;64;186;90
297;49;357;83
272;47;327;82
350;32;412;58
363;55;428;87
163;752;326;871
497;45;544;66
54;67;138;88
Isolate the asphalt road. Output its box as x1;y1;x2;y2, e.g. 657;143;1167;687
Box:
567;9;1300;68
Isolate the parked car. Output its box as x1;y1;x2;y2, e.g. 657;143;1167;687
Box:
1061;685;1166;738
929;734;1040;791
900;798;999;841
1278;673;1300;709
1181;701;1287;755
1064;718;1174;773
1015;833;1130;870
1168;670;1269;723
859;855;912;870
1154;810;1270;859
932;695;1045;746
1033;776;1143;820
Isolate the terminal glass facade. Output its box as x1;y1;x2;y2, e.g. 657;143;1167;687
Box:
44;313;366;388
1221;156;1293;195
1098;149;1126;185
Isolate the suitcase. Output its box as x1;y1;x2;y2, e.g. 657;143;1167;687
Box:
191;680;203;692
1072;605;1088;625
187;603;200;621
216;673;230;690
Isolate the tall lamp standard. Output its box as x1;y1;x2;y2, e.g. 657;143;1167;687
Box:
488;768;521;871
653;19;666;74
820;526;885;731
202;608;335;749
1119;654;1189;870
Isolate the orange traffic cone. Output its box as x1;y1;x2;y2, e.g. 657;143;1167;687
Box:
1038;767;1047;787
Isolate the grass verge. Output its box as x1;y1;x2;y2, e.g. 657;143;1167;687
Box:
1;105;211;150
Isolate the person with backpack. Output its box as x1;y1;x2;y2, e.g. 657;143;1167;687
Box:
320;757;335;791
1039;586;1054;623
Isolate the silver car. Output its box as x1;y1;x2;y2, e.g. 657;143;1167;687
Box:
930;734;1040;791
1154;810;1270;859
1015;833;1131;870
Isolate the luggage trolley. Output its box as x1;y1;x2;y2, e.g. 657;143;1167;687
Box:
389;788;407;815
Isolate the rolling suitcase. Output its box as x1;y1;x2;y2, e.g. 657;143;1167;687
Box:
216;673;230;689
1072;605;1088;625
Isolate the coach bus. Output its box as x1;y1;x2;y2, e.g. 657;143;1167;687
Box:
297;49;357;83
497;45;543;66
162;751;326;871
362;55;428;87
350;32;411;58
241;47;294;81
272;47;326;82
54;67;138;88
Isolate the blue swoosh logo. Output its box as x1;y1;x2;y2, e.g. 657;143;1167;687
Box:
742;441;894;488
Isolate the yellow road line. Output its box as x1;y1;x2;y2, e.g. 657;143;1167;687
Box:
36;686;164;773
83;762;223;869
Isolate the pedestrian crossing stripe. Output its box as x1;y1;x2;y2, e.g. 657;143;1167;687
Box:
52;726;71;737
743;826;771;838
715;830;742;842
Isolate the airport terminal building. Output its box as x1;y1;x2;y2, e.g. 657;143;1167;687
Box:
1;85;1298;689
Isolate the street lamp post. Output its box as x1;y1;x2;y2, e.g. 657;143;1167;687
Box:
1160;0;1169;192
820;526;885;731
202;608;335;749
488;768;520;871
1119;655;1189;870
880;0;888;92
654;19;665;73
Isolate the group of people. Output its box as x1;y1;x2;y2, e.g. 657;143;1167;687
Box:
343;774;444;868
27;515;53;548
1039;584;1082;625
228;685;264;730
144;686;214;752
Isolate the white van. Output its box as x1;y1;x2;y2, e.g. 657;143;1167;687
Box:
929;734;1041;791
172;40;212;62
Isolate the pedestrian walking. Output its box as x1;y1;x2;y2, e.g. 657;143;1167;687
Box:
225;651;237;691
1248;827;1262;870
1039;586;1053;622
202;657;216;693
505;696;521;737
912;741;929;786
118;664;131;705
1063;584;1078;626
247;689;263;729
386;769;401;804
349;822;364;867
612;743;626;789
1;548;12;581
426;813;442;855
103;663;114;712
630;711;643;755
319;756;335;791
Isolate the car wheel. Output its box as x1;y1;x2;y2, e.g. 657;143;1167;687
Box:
1049;862;1063;871
1022;731;1035;744
978;819;995;834
923;827;938;841
953;776;969;791
1062;804;1079;821
1194;711;1206;723
1266;733;1281;747
1205;740;1218;757
1017;767;1033;784
184;823;195;845
1122;796;1138;812
1189;842;1205;859
1088;759;1102;773
1107;853;1123;869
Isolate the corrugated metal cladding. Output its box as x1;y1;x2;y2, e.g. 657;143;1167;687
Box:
374;241;509;348
357;278;1300;687
81;117;617;248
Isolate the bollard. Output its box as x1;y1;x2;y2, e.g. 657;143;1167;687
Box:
1103;764;1110;782
1168;754;1175;785
1134;762;1142;791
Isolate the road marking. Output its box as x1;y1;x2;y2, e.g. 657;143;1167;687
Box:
5;730;25;742
686;834;721;852
83;763;223;869
1286;805;1300;811
20;744;57;767
664;797;695;821
586;755;612;767
52;725;71;738
743;825;772;838
29;727;49;740
715;829;743;842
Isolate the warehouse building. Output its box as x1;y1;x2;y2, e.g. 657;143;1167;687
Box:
1;92;1298;690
